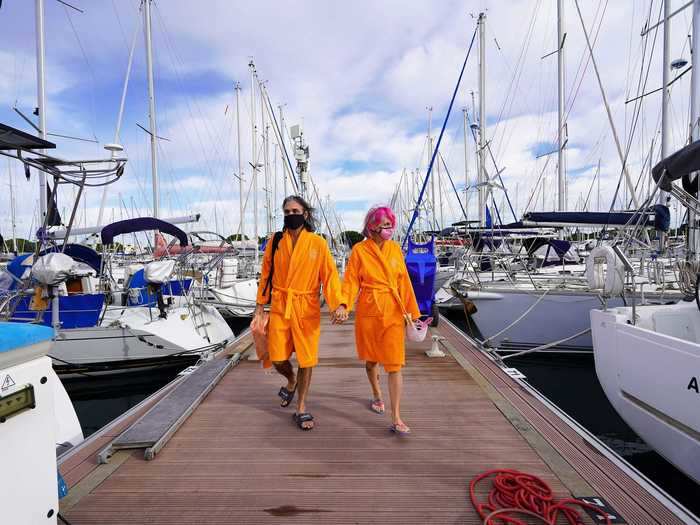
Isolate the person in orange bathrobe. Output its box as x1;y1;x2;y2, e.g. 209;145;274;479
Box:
254;195;344;430
334;205;421;435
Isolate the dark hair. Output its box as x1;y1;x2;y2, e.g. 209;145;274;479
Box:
282;195;316;232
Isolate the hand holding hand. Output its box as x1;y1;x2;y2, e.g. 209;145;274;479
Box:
333;305;349;324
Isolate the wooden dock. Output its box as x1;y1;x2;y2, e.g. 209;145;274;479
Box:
59;315;696;524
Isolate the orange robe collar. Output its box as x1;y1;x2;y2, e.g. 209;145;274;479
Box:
279;229;316;320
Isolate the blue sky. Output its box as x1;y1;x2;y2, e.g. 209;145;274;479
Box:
0;0;696;239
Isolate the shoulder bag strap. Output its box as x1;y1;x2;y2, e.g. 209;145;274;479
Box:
262;231;284;304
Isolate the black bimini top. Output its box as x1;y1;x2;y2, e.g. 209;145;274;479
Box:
652;140;700;191
0;122;56;151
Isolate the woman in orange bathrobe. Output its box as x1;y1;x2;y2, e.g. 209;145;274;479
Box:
335;205;421;435
255;195;344;430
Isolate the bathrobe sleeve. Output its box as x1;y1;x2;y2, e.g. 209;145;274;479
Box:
319;238;344;311
341;245;361;312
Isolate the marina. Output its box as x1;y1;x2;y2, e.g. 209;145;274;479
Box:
1;1;700;523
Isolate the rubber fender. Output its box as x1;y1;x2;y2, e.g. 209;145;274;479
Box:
585;245;624;296
459;297;478;316
430;302;440;327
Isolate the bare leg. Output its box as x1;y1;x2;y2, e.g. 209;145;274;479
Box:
388;370;409;431
365;361;382;400
296;366;314;429
273;360;296;391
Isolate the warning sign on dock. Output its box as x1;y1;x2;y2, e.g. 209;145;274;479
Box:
1;374;15;391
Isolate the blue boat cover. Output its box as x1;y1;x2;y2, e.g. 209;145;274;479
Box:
4;254;32;291
10;294;105;329
101;217;189;246
40;244;102;274
404;238;436;316
0;322;53;353
652;140;700;191
126;269;192;306
522;210;668;231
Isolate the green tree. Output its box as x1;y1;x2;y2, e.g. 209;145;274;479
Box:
341;230;363;247
226;233;249;242
3;238;36;253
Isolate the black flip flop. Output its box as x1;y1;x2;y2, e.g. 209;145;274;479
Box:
293;412;314;430
278;385;297;407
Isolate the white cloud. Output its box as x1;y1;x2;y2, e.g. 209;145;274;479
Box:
0;0;695;237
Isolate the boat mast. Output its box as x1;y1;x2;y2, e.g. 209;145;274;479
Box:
249;60;258;262
689;0;700;261
557;0;566;212
438;144;444;230
477;12;487;227
279;105;288;197
97;17;140;230
264;119;272;235
273;142;278;229
235;82;244;241
9;160;16;251
427;106;435;229
573;0;640;209
658;0;672;211
463;107;469;223
143;0;159;218
35;0;48;222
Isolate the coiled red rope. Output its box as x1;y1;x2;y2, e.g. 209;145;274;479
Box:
469;469;612;525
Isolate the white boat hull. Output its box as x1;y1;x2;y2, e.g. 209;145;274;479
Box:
591;304;700;484
456;288;624;352
206;278;258;318
51;302;233;376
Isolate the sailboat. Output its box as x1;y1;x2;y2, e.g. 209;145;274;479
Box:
591;0;700;477
592;139;700;484
433;6;684;355
0;1;234;378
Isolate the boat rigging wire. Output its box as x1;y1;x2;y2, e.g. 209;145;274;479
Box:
62;4;100;143
402;24;477;247
480;288;550;347
500;327;592;360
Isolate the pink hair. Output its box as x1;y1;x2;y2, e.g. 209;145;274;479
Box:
362;205;396;238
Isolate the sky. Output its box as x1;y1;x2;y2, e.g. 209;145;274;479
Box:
0;0;696;241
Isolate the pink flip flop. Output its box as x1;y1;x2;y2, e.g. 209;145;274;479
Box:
370;398;385;414
390;423;411;436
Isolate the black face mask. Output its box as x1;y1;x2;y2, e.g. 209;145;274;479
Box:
284;214;306;230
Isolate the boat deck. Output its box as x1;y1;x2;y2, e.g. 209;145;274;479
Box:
59;315;693;524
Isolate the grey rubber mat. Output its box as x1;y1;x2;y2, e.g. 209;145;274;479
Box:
111;357;234;458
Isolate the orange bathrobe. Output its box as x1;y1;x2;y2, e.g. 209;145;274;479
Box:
342;239;421;372
256;229;344;368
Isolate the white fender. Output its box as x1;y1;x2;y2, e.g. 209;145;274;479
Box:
586;245;624;296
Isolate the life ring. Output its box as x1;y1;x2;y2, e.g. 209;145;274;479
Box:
585;245;624;296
